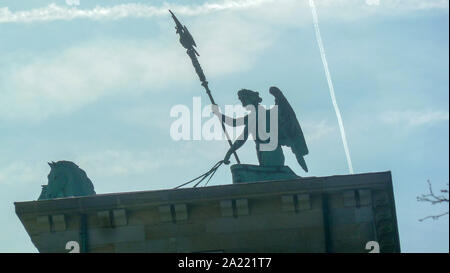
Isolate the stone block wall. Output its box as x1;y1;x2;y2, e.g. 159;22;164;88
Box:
15;171;400;253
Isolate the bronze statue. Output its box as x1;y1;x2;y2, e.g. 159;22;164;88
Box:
170;9;241;164
38;161;95;200
212;86;309;172
170;10;309;185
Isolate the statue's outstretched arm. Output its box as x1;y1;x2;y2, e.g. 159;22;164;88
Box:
212;105;248;127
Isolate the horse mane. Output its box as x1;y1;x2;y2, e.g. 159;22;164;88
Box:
51;161;95;195
53;160;79;169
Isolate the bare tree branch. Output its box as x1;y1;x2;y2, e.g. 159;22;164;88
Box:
419;212;449;222
417;180;449;222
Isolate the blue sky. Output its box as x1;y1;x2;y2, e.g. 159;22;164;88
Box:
0;0;448;252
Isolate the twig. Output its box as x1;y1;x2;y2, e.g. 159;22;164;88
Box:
417;180;449;221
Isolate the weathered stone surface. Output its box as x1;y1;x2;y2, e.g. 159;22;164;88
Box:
113;209;127;227
33;230;80;253
115;241;146;253
235;199;249;216
329;208;356;226
297;194;311;211
358;189;372;206
15;171;400;253
36;215;51;233
89;243;115;253
219;200;233;217
206;211;323;234
174;204;188;221
97;211;111;228
52;214;66;232
343;190;356;207
158;205;173;222
145;222;205;240
355;207;373;223
89;225;145;246
281;195;296;212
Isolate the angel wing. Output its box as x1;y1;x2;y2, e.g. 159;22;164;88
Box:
269;86;309;172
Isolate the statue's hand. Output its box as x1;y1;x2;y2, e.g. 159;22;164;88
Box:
211;104;221;117
223;154;231;165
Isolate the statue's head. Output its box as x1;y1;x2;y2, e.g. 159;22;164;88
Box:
47;161;73;198
238;89;262;109
45;160;94;199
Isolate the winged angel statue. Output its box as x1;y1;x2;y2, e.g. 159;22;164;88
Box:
212;86;309;173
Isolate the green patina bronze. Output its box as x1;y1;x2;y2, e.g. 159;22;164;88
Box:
213;87;309;183
231;164;299;184
170;10;240;164
170;10;309;184
38;161;95;200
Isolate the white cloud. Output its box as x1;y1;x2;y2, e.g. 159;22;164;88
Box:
0;0;447;122
65;0;80;7
0;0;273;23
118;104;172;131
0;39;189;120
73;143;227;180
0;161;48;186
75;149;177;177
303;119;337;143
0;0;447;24
314;0;448;10
0;14;274;121
379;109;449;127
193;14;273;77
306;0;449;23
366;0;380;6
0;140;227;190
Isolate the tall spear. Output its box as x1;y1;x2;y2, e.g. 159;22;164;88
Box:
169;10;241;164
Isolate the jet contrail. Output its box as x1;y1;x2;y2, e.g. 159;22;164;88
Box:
309;0;354;174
